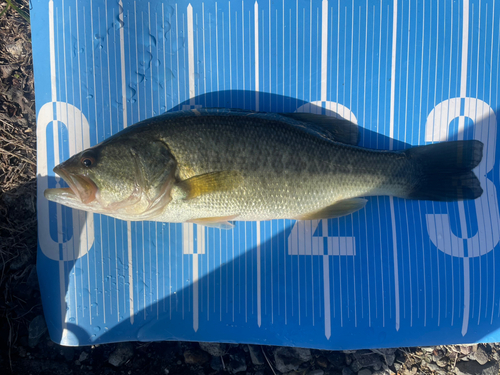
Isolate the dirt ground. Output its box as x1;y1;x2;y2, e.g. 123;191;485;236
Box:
0;1;499;375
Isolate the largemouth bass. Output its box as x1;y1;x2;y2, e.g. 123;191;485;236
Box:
44;109;483;229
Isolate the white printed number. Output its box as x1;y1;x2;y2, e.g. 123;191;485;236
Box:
287;101;358;257
425;98;499;257
37;101;95;261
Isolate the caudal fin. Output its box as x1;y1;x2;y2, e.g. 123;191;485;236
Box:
403;140;483;202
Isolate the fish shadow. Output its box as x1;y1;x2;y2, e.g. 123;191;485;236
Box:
39;91;500;349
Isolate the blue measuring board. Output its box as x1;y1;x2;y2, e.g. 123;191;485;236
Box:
33;0;500;348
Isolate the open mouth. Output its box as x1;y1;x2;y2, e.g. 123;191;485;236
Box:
47;166;98;204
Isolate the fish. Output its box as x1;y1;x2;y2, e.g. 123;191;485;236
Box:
44;108;484;229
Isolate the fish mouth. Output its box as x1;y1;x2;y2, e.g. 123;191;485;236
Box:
45;166;98;204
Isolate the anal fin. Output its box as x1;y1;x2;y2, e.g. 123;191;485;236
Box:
187;215;239;230
294;198;368;220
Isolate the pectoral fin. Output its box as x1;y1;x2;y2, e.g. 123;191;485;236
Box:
294;198;368;220
188;215;239;230
178;171;243;199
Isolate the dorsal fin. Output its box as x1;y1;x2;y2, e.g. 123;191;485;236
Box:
187;108;360;145
279;113;359;145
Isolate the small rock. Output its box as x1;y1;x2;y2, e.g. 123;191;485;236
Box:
345;355;353;366
374;349;397;366
308;370;325;375
199;342;226;357
10;250;31;270
61;347;75;361
342;367;355;375
211;356;224;371
295;348;313;362
351;361;364;373
79;352;89;362
372;361;383;371
393;363;402;372
326;352;345;368
28;315;47;348
274;347;312;374
384;354;395;367
455;360;499;375
358;369;372;375
248;345;265;366
426;363;446;374
108;343;134;367
433;350;444;363
471;347;489;366
411;366;418;374
436;357;448;368
316;357;328;368
184;349;210;365
5;42;23;58
228;352;247;374
353;353;383;371
460;345;477;356
421;347;436;353
0;64;19;79
18;347;26;358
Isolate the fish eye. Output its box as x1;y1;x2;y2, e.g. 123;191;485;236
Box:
81;156;95;168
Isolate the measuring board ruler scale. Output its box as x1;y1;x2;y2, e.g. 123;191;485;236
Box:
32;0;500;347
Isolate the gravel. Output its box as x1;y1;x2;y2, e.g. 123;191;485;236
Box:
108;342;134;367
199;342;227;357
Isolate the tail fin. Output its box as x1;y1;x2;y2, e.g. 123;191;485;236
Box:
403;140;484;201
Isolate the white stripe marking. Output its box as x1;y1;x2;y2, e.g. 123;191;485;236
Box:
119;0;127;127
389;0;400;331
323;255;331;339
127;221;134;324
187;4;195;101
193;254;199;332
254;1;259;110
257;222;261;327
460;0;470;336
460;0;469;99
49;0;57;102
462;258;470;336
320;0;328;101
389;0;397;146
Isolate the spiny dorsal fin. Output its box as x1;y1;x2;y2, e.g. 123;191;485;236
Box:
294;198;368;220
178;171;243;200
279;113;360;145
187;108;360;145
